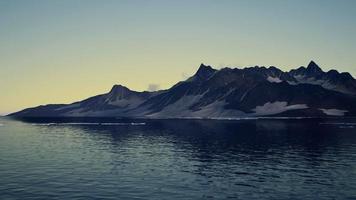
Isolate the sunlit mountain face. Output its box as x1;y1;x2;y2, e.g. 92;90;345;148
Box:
10;61;356;119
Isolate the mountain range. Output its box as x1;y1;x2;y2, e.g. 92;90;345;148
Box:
9;61;356;119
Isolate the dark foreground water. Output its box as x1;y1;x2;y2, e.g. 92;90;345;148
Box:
0;117;356;200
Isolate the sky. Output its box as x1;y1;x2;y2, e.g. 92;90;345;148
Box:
1;0;356;115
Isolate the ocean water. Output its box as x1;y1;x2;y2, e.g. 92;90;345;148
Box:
0;117;355;200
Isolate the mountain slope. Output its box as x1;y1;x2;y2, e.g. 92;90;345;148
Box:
289;61;356;94
10;85;160;117
9;61;356;118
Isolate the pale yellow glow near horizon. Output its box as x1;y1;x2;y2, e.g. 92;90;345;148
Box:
1;1;356;115
2;57;353;115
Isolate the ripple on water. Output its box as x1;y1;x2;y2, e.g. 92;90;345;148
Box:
0;118;356;199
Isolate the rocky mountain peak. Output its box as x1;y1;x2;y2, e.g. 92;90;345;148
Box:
306;60;323;74
195;63;216;80
108;84;134;99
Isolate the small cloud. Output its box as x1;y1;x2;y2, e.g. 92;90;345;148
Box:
147;84;160;91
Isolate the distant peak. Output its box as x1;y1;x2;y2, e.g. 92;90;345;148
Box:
109;84;131;93
198;63;213;71
307;60;322;72
195;63;216;79
308;60;317;65
326;69;339;76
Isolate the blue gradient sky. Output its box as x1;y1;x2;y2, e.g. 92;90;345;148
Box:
1;0;356;114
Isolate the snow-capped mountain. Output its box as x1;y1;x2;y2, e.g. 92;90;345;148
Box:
9;61;356;118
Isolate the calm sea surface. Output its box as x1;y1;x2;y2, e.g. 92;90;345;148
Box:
0;117;355;200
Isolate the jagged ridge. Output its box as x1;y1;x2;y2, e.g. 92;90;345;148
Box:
9;61;356;118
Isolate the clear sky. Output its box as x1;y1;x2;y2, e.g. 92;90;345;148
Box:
1;0;356;115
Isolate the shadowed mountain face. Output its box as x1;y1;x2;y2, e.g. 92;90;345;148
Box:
9;61;356;118
289;61;356;94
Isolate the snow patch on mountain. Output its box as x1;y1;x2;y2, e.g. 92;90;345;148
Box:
294;75;321;84
267;76;282;83
287;81;298;85
147;95;203;118
293;75;344;93
147;96;246;118
192;101;246;118
252;101;308;116
319;109;348;116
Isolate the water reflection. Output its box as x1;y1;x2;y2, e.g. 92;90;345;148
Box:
16;118;356;162
3;117;356;199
